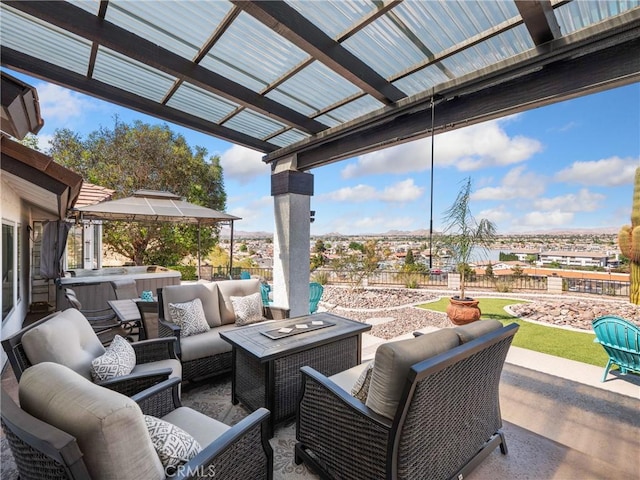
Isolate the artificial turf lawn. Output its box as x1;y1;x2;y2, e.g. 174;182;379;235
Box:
418;297;610;368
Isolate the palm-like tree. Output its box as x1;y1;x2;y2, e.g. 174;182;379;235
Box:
442;177;497;300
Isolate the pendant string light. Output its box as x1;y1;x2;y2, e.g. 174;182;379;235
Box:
429;90;435;269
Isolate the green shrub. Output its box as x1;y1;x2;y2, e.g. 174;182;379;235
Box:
313;271;329;285
404;274;420;289
169;264;197;281
494;279;513;293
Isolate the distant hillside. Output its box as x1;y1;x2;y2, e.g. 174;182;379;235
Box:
221;226;619;238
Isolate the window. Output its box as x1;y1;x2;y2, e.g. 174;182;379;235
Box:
2;222;15;321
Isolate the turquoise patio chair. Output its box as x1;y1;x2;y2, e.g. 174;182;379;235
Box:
592;315;640;382
260;283;272;306
240;271;251;279
309;282;323;314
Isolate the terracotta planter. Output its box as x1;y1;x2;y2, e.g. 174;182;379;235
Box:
446;296;481;325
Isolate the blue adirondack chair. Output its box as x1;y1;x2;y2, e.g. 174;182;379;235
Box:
240;271;251;280
260;283;272;306
309;282;324;314
592;315;640;382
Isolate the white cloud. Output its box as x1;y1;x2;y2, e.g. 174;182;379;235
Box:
477;206;512;225
341;119;542;178
36;83;99;125
533;188;605;212
320;184;378;202
473;166;546;200
220;145;269;183
325;215;417;234
319;178;423;203
554;156;638;187
228;196;272;229
34;134;54;153
379;179;423;202
517;210;574;227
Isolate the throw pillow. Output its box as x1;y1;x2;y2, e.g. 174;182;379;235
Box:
351;361;374;403
168;298;210;337
90;335;136;382
144;415;201;474
230;292;264;326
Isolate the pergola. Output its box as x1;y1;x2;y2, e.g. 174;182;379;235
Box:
2;0;639;315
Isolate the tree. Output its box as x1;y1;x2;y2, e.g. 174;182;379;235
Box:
50;119;226;265
618;167;640;303
331;240;381;289
485;262;494;278
512;265;524;277
441;177;497;300
405;249;415;266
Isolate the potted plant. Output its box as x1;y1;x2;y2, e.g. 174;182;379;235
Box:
441;177;497;324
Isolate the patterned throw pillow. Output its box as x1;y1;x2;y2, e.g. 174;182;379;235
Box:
230;292;264;326
144;415;201;474
168;298;210;337
351;361;374;403
90;335;136;381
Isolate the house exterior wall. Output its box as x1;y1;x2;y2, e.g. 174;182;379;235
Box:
1;178;30;366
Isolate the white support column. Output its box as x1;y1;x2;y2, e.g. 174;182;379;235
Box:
271;157;313;317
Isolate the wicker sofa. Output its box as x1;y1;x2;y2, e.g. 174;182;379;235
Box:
295;320;519;480
158;279;288;383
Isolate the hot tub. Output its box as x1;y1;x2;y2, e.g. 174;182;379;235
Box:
56;265;181;310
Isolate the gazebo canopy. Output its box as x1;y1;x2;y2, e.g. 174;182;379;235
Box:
73;189;240;225
2;1;638;171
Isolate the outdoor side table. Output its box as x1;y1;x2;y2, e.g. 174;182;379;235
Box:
220;312;371;437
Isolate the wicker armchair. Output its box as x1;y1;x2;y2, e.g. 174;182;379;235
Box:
295;322;519;479
2;363;273;480
1;309;180;397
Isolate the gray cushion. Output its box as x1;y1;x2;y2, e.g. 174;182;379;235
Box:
178;324;236;362
329;361;372;393
454;319;503;343
366;328;460;420
19;362;164;480
162;406;230;447
132;358;182;381
21;308;106;380
217;279;261;325
163;283;222;328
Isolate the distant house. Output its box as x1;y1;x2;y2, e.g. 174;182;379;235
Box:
539;250;611;267
509;249;541;262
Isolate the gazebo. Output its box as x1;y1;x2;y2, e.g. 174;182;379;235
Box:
74;189;241;276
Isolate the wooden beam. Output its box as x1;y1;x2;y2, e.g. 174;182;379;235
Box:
515;0;561;45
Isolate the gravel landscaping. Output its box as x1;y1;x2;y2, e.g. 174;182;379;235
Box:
318;285;640;340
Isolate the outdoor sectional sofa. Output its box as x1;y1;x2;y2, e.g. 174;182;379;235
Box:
158;279;288;383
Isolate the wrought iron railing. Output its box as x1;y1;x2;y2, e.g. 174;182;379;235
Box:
197;266;629;297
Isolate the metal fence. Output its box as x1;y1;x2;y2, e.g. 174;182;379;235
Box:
564;277;630;297
465;275;548;291
197;266;630;297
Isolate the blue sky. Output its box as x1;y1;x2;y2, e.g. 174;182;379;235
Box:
7;68;640;235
